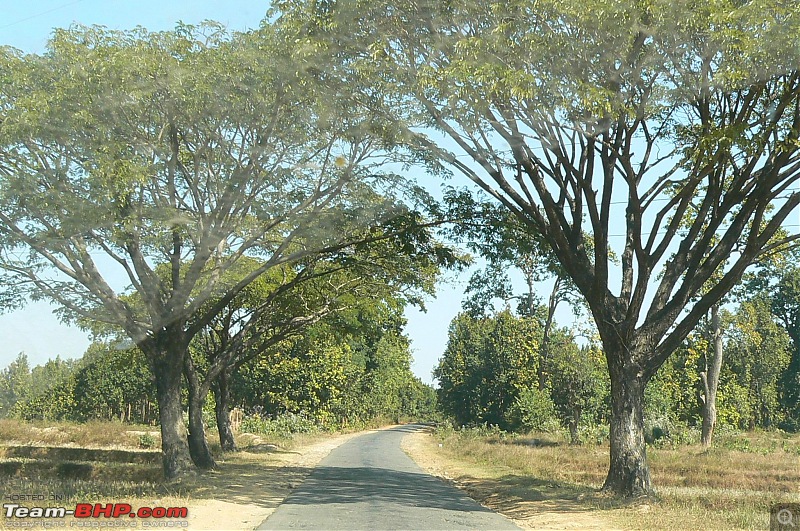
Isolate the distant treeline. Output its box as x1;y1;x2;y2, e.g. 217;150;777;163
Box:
0;306;437;429
435;281;800;444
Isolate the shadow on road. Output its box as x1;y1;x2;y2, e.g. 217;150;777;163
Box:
389;425;426;433
282;465;495;512
189;462;312;509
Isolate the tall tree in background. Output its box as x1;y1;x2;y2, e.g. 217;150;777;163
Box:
447;195;580;391
277;0;800;495
229;293;433;427
0;23;431;479
0;353;30;418
754;248;800;423
434;310;540;429
724;296;791;429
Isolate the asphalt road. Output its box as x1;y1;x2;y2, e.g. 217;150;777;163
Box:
257;424;520;530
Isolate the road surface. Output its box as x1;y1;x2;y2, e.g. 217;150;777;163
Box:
257;424;520;530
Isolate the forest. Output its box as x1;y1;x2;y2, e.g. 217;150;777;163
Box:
2;0;800;501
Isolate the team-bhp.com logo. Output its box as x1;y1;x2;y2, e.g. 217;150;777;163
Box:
4;503;188;519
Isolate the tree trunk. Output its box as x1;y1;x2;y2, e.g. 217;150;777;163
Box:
602;362;652;497
701;304;724;448
151;352;194;481
184;355;216;469
212;369;237;452
538;279;560;392
568;407;581;445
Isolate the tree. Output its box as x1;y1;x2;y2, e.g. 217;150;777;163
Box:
0;353;30;418
434;310;539;429
447;195;581;391
278;0;800;495
398;377;438;421
547;338;609;444
0;23;429;479
229;293;426;426
748;247;800;425
10;356;78;421
286;0;800;496
723;296;791;429
71;343;156;423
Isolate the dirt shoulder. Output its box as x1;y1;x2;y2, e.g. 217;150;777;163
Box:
401;428;619;531
181;430;369;530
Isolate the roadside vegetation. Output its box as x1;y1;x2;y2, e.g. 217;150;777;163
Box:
434;247;800;445
409;425;800;530
0;417;370;530
0;290;439;511
424;222;800;528
0;304;438;434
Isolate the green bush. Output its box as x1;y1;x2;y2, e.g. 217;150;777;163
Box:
510;387;561;433
240;411;321;438
137;433;157;449
573;421;609;445
644;412;702;448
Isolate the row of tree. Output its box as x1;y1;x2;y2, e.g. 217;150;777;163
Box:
4;0;800;498
0;294;437;436
435;264;800;446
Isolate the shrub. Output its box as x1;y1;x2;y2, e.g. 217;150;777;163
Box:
240;411;321;438
137;433;156;449
510;387;561;433
574;422;609;445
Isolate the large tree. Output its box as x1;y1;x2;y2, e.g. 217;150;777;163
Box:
0;22;428;479
277;0;800;495
434;310;540;429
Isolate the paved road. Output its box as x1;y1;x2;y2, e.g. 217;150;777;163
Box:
257;424;520;530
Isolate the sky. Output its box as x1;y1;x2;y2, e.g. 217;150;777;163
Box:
0;0;492;384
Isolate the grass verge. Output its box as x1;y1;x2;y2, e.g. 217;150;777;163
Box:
403;426;800;530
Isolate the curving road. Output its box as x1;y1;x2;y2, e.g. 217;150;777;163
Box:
257;424;520;530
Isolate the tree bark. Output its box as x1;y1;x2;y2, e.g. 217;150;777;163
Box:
602;360;652;497
568;406;581;445
538;277;560;391
701;304;724;448
212;369;237;452
184;355;216;469
150;345;195;481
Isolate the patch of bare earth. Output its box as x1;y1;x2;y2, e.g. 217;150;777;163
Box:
182;430;367;530
401;428;618;531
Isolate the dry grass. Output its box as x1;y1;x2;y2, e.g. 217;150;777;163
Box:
0;419;338;506
0;418;158;448
418;427;800;530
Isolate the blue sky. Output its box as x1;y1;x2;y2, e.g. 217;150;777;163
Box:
0;0;484;383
